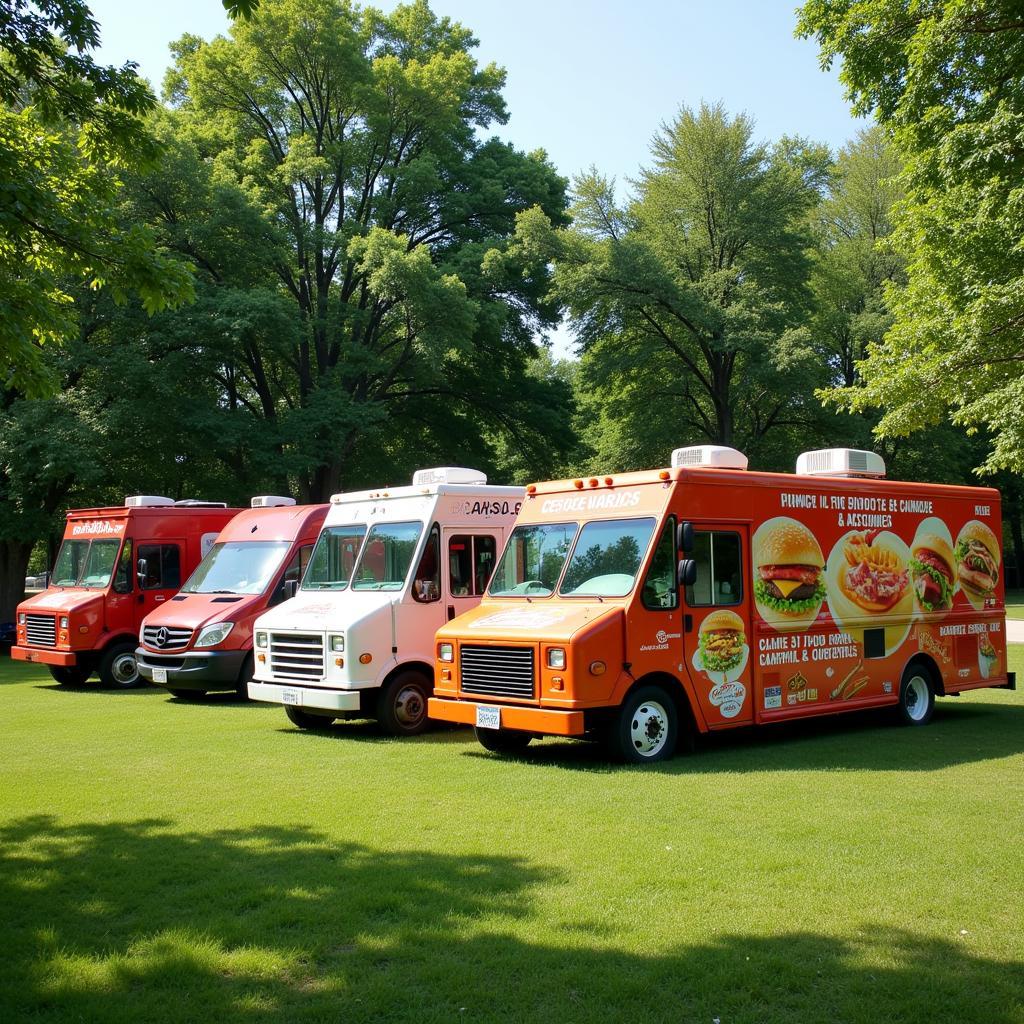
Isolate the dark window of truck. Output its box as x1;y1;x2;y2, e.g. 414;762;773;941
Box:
642;518;678;610
412;525;441;603
113;539;133;594
449;535;497;597
138;544;182;591
685;531;742;607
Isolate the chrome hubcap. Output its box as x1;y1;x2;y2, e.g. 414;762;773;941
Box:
394;685;425;726
905;676;929;721
630;700;669;757
112;653;138;686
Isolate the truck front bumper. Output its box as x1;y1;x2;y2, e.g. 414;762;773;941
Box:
137;648;249;691
11;645;77;667
248;681;361;712
428;697;585;736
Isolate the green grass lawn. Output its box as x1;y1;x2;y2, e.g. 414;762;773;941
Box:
1005;590;1024;620
1;655;1022;1024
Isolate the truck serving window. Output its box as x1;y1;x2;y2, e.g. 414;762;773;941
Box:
489;523;578;597
352;521;422;592
560;517;657;598
52;538;122;589
138;544;182;591
685;531;743;607
182;541;291;596
303;525;366;590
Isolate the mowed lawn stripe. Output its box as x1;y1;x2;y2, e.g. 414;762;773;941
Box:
1;654;1022;1023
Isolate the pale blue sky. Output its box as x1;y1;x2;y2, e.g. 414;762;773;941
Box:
88;0;865;354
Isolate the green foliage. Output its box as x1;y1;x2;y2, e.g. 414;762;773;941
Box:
0;0;193;395
798;1;1024;473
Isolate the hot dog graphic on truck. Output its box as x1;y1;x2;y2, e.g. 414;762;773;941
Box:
428;446;1013;764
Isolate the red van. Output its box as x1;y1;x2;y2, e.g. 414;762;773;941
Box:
12;497;241;687
136;499;328;697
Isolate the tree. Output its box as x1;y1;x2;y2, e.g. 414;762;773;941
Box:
797;0;1024;473
0;0;192;395
524;103;830;471
161;0;574;500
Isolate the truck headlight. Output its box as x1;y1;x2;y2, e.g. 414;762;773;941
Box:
255;631;268;648
60;615;69;629
330;634;345;652
18;613;25;625
546;647;566;670
438;642;454;663
195;622;234;648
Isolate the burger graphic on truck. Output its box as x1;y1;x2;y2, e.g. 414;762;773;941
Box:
909;521;956;614
752;517;827;630
956;520;1000;609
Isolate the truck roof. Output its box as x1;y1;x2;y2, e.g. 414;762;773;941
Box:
332;483;525;504
214;504;328;543
65;505;243;519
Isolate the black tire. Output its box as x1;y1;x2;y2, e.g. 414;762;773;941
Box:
98;641;142;689
235;652;255;700
897;663;935;726
48;664;92;686
609;685;678;764
168;688;207;699
376;670;431;736
285;705;335;730
474;726;532;754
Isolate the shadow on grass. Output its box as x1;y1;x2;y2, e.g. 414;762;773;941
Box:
0;816;1020;1024
463;700;1024;775
274;718;478;745
33;682;165;697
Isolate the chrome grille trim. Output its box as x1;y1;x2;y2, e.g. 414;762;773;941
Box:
142;625;193;651
269;632;325;681
460;644;535;700
25;614;56;647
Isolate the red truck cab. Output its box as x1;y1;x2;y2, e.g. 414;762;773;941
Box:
12;497;241;687
136;499;328;697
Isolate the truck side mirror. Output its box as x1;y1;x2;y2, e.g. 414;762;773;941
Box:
284;579;298;600
677;558;697;588
136;557;148;582
677;521;694;554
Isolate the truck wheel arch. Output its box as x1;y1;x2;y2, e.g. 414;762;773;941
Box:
628;671;706;735
381;660;434;692
902;653;944;696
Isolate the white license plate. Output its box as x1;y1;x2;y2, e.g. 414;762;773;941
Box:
152;667;167;684
475;705;501;729
281;688;301;706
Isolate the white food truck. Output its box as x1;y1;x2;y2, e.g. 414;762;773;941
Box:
248;467;524;735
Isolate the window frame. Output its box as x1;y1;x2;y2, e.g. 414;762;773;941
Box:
411;523;441;604
641;516;678;611
448;533;498;598
684;529;744;608
137;543;183;592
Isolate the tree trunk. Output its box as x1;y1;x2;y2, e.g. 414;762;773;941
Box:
0;539;34;623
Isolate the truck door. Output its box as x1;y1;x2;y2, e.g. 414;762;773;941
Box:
681;524;754;728
134;540;185;630
442;528;499;622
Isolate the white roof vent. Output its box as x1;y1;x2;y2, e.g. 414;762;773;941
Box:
671;445;748;471
124;495;174;507
797;448;886;479
173;499;228;507
412;466;488;486
251;495;296;508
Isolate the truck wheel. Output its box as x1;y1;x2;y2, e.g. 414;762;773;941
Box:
898;664;935;726
48;664;92;686
376;670;431;736
611;685;677;764
475;727;532;754
98;642;142;689
285;705;335;730
235;653;255;700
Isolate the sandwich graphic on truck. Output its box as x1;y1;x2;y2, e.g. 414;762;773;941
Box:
428;446;1014;764
136;498;328;697
11;497;241;687
247;468;523;735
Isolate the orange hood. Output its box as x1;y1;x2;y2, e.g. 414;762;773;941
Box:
439;600;623;643
18;588;104;617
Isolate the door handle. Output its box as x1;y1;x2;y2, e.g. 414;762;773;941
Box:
447;604;455;621
684;614;693;633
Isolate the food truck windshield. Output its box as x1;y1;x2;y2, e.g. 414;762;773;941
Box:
302;521;424;592
181;541;291;596
488;516;658;598
52;538;125;589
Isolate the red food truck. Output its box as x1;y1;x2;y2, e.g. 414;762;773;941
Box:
428;447;1014;763
12;497;241;687
136;498;328;697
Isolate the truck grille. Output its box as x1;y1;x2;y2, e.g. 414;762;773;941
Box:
142;625;193;651
25;614;56;647
269;632;325;682
460;644;536;701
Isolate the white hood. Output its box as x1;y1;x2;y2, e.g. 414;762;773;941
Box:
253;588;396;633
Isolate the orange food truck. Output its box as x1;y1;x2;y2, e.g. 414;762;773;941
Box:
12;497;241;687
428;447;1014;763
136;498;328;697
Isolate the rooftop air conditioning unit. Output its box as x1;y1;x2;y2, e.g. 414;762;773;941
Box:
173;499;228;507
796;448;886;479
124;495;174;507
251;495;297;508
670;445;748;471
413;467;488;486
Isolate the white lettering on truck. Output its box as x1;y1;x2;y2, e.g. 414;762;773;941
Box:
540;491;642;515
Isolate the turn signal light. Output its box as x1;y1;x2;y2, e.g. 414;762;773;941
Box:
526;484;536;494
589;660;606;676
659;470;670;480
551;676;564;691
257;653;266;664
441;668;452;681
359;653;372;665
334;657;344;668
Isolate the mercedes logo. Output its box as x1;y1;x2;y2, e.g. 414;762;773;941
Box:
155;627;169;648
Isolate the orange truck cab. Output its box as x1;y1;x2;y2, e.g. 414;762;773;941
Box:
12;497;241;687
429;446;1014;763
136;498;328;697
